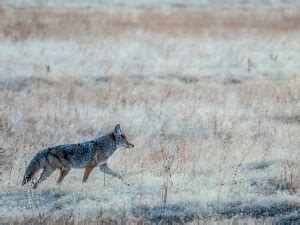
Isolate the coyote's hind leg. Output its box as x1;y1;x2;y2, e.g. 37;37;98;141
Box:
33;166;55;189
57;167;71;184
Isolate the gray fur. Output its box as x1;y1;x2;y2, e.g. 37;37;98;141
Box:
22;124;134;188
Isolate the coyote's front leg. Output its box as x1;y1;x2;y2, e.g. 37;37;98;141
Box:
100;163;129;186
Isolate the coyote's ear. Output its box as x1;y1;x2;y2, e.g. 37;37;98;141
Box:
114;124;122;135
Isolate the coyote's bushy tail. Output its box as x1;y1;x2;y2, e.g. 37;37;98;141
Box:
22;150;47;185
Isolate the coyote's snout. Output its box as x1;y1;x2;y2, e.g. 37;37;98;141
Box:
22;124;134;189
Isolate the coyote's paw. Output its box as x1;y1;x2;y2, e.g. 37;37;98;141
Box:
122;177;131;186
117;173;130;186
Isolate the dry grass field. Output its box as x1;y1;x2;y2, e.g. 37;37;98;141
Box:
0;1;299;224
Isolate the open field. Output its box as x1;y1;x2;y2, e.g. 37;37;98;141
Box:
0;2;299;224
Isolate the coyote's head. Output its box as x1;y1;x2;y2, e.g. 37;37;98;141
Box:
113;124;134;149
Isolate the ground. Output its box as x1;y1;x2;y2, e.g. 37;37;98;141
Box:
0;1;299;224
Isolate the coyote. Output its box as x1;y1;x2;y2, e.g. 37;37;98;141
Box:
22;124;134;189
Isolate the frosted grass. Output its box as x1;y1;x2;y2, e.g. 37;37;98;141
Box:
0;32;299;80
